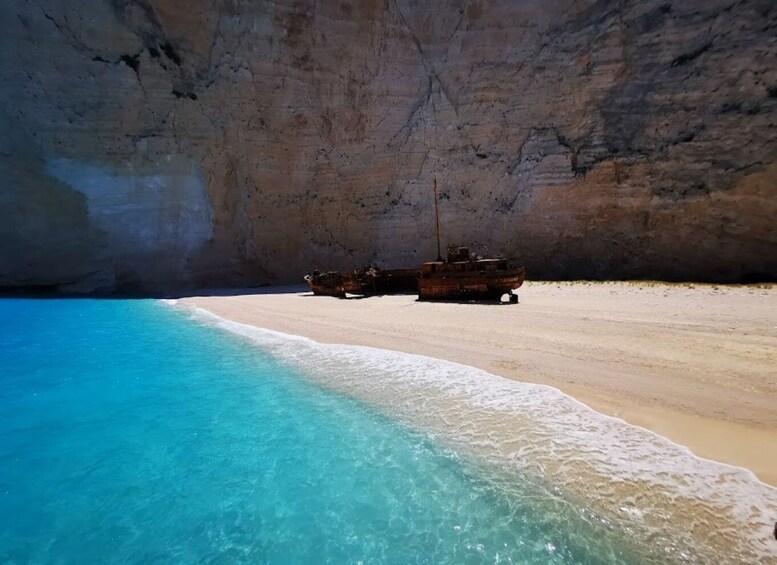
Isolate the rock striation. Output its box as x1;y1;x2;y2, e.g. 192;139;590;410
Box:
1;0;776;292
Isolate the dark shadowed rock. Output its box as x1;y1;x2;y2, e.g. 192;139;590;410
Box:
1;0;775;292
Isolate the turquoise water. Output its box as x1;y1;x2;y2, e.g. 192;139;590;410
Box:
0;299;641;563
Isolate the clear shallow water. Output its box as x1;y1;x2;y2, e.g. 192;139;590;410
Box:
1;300;775;564
0;299;645;564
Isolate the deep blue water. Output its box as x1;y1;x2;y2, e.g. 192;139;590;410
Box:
0;299;637;563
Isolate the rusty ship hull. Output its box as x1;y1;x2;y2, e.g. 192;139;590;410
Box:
368;268;419;294
416;247;525;301
305;268;419;297
417;266;525;300
304;271;362;298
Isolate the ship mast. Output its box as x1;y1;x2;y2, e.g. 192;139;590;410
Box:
433;173;442;261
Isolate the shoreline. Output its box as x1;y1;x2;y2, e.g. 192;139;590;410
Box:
179;281;777;487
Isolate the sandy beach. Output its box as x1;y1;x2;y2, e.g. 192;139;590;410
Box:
181;281;777;486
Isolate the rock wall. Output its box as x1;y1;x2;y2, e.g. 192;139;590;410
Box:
1;0;776;292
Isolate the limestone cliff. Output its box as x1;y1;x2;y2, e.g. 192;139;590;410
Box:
1;0;775;292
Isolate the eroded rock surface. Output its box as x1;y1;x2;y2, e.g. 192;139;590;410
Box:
1;0;775;292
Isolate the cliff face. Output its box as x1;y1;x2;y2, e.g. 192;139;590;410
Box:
1;0;776;292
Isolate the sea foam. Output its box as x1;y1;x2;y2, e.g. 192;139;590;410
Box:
185;304;777;564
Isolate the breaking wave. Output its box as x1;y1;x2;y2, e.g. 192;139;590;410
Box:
184;304;777;563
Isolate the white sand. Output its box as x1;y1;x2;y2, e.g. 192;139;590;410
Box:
181;281;777;486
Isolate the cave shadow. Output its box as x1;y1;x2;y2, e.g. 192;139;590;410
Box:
0;284;312;300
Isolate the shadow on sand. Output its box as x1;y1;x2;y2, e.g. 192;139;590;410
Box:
0;284;521;305
413;295;520;306
166;284;310;299
300;291;520;305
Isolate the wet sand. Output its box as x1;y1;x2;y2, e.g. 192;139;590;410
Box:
180;281;777;486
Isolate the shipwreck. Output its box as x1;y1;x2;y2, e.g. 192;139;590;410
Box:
304;175;525;302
